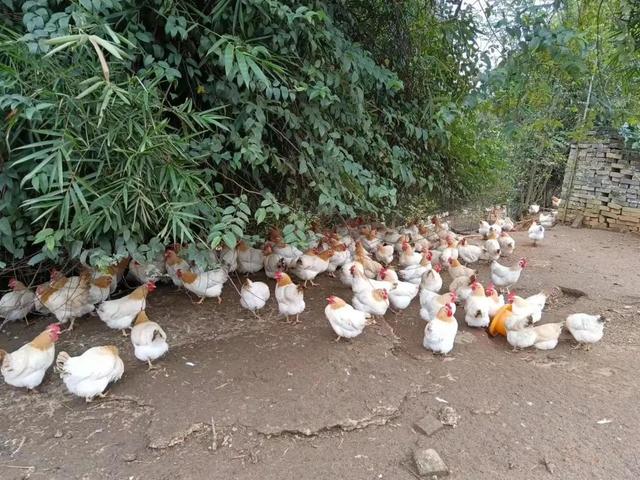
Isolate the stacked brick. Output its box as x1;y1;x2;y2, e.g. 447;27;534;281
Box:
560;133;640;233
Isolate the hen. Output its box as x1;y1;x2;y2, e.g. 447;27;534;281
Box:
240;279;271;316
0;324;61;390
36;273;94;330
131;311;169;369
457;238;483;264
566;313;605;349
352;288;389;319
464;282;491;328
274;272;305;324
0;279;36;328
420;264;443;293
379;268;418;311
498;232;515;256
398;241;422;267
97;282;156;334
423;303;458;355
88;275;113;305
292;249;334;286
420;291;457;322
56;346;124;402
375;243;395;265
324;296;370;341
178;268;227;304
447;258;475;279
164;249;190;287
490;258;527;292
528;221;545;246
237;241;265;274
398;251;432;284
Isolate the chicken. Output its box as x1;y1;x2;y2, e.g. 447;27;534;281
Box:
178;268;227;303
274;272;305;324
448;274;476;303
398;251;432;284
350;263;394;295
490;258;527;292
539;212;556;228
506;317;563;351
528;221;545;246
485;283;505;317
220;245;238;272
379;268;418;311
498;232;515;256
508;291;547;323
393;234;408;254
263;244;286;279
457;238;483;264
128;259;163;285
237;240;264;274
326;243;351;276
0;279;36;328
36;273;94;330
324;296;370;341
56;346;124;402
529;204;540;214
0;324;61;390
354;242;384;279
339;260;357;287
420;264;443;293
566;313;606;349
398;241;422;267
273;242;303;268
423;303;458;355
240;279;271;316
481;231;501;261
375;243;395;265
88;275;113;305
292;249;334;286
420;291;457;322
551;196;562;208
352;288;389;319
165;249;190;287
361;230;381;253
447;258;475;279
502;217;515;231
130;311;169;369
105;257;130;293
478;221;491;239
97;282;156;334
464;282;491;328
438;237;459;265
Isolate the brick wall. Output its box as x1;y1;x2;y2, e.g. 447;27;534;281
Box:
560;133;640;232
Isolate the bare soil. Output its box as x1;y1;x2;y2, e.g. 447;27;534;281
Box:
1;226;640;480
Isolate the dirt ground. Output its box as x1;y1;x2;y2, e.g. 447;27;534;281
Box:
1;226;640;480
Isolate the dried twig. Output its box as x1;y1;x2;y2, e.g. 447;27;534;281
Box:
11;437;26;457
211;417;218;451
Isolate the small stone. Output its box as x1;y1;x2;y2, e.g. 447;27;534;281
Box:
438;406;460;428
53;430;63;438
414;415;444;437
413;448;449;477
123;453;137;463
543;457;556;474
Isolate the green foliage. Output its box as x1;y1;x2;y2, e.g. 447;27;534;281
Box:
1;0;499;269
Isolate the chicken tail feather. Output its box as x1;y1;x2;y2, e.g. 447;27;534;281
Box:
55;351;70;374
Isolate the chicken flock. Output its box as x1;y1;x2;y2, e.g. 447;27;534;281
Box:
0;202;606;402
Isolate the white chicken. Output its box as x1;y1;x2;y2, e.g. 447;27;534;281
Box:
292;249;334;286
88;275;113;305
177;268;227;303
420;291;457;322
375;243;395;265
508;292;547;323
398;252;432;284
498;232;515;256
566;313;606;349
478;221;491;239
351;263;394;295
130;311;169;369
448;274;476;303
237;241;264;274
490;258;527;292
36;273;94;330
423;303;458;355
528;221;545;246
457;238;483;264
484;284;505;317
529;204;540;214
464;282;491;328
502;217;514;231
220;245;238;272
274;272;305;324
97;282;156;334
240;279;271;316
398;241;422;267
378;268;418;311
324;296;370;341
481;232;501;261
507;317;563;351
56;346;124;402
0;279;36;328
326;244;351;277
263;244;286;279
0;324;61;390
128;258;163;285
420;264;443;293
352;288;390;319
539;211;557;228
438;237;459;265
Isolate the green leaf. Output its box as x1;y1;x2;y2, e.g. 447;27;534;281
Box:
222;232;236;249
224;43;234;78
